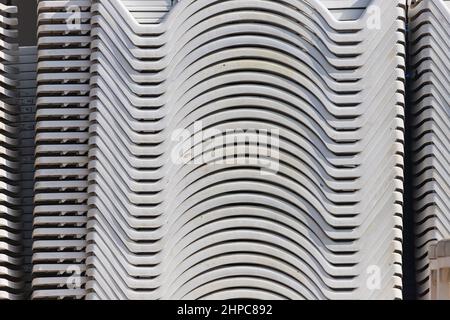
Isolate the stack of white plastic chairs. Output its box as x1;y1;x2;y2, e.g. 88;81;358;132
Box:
0;3;22;300
16;46;38;298
409;0;450;299
32;0;91;299
86;0;405;299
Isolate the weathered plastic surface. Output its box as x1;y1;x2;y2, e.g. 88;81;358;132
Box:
85;0;405;300
409;0;450;300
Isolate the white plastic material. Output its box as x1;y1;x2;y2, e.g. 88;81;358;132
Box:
0;0;447;301
0;3;22;300
16;46;38;299
32;0;92;300
85;0;405;300
408;0;450;300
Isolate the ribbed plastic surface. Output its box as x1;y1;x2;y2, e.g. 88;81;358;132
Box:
0;0;448;301
409;0;450;300
85;0;405;300
32;0;91;299
0;3;22;300
16;46;38;299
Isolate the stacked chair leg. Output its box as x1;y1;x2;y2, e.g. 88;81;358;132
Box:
0;3;22;300
86;0;405;299
32;0;92;299
408;0;450;300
